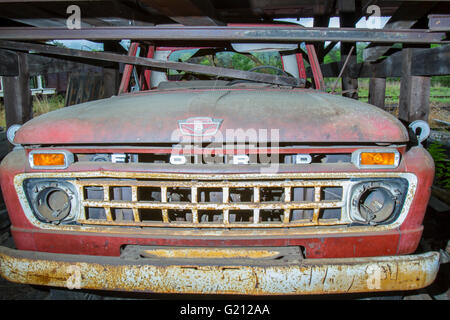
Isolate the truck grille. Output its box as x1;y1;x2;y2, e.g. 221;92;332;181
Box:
77;178;351;228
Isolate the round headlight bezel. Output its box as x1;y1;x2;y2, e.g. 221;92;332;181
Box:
25;179;79;224
349;179;406;225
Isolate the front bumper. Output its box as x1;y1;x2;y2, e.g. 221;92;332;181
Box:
0;246;440;295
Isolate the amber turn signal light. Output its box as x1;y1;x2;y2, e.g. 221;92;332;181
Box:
33;153;65;166
360;152;396;166
29;150;74;169
352;149;400;168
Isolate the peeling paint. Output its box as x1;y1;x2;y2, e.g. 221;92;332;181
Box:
140;248;284;259
0;247;440;295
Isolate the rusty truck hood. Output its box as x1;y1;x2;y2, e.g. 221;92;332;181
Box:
14;88;408;144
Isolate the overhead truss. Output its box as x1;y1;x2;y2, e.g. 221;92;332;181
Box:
0;25;447;43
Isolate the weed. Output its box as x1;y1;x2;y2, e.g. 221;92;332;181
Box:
427;141;450;190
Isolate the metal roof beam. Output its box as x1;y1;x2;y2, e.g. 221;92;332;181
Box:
0;25;447;43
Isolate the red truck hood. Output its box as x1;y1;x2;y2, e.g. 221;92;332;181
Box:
15;88;408;145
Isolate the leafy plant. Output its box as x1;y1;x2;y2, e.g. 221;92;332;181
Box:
427;141;450;189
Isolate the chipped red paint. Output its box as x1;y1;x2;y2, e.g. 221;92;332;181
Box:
306;44;324;89
13;88;408;145
397;147;435;254
0;145;433;260
10;226;404;259
296;53;307;79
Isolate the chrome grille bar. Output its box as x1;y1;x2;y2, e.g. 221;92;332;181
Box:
76;180;348;188
80;200;343;210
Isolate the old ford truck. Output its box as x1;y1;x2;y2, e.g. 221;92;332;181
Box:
0;31;441;296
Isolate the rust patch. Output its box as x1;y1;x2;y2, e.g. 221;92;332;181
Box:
0;246;440;295
140;248;283;259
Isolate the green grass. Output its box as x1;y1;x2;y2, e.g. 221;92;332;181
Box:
33;94;65;115
325;79;450;105
323;79;450;131
0;94;65;128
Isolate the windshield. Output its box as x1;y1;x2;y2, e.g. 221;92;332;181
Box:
119;43;306;94
167;49;283;80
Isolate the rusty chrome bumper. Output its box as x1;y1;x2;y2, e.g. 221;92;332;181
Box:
0;246;440;295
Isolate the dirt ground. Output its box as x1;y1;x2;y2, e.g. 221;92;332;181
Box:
0;206;448;300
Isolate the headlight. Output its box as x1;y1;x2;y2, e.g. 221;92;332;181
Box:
349;179;407;225
24;179;79;224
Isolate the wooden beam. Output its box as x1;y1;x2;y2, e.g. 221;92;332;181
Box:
428;14;450;31
2;52;33;128
337;0;356;13
138;0;223;26
25;54;109;76
340;11;358;99
309;45;450;78
0;1;104;3
312;0;335;16
103;41;121;98
398;48;431;123
0;49;19;76
0;3;94;28
312;15;330;63
340;44;358;99
368;78;386;109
